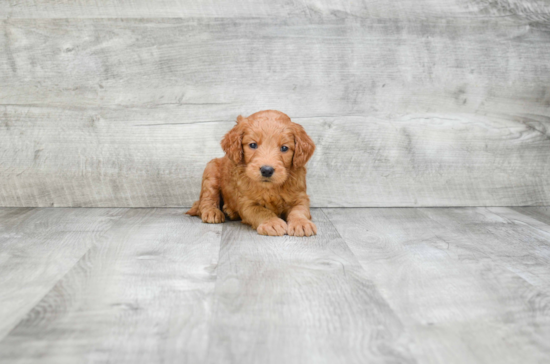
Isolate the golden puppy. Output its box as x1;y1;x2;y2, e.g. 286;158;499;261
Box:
186;110;316;236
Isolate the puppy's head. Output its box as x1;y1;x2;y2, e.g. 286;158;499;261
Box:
221;110;315;186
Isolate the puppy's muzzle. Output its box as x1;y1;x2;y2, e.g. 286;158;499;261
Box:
260;165;275;178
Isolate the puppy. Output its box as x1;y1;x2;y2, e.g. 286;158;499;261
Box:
186;110;316;236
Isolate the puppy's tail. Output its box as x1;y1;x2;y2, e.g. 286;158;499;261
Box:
186;201;200;216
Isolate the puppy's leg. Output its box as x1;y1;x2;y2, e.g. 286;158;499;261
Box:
240;202;287;236
188;159;225;224
186;200;200;216
286;195;317;237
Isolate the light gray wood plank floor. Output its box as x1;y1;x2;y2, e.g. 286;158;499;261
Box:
1;207;549;363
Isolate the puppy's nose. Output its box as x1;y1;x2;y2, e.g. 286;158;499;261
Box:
260;165;275;178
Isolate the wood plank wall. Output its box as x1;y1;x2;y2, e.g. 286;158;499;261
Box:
1;1;549;207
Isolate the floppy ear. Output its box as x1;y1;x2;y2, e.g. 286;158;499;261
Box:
221;115;246;164
292;123;315;168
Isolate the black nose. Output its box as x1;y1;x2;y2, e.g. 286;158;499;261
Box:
260;165;275;178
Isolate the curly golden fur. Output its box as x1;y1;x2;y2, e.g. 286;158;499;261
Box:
186;110;316;236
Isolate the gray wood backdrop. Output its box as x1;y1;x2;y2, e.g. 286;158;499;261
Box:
1;1;550;207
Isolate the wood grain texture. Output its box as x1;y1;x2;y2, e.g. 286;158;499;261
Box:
512;206;550;225
206;209;415;364
324;207;550;364
1;16;550;207
1;0;549;21
1;207;550;363
2;18;549;114
0;207;127;341
1;110;549;207
0;208;222;363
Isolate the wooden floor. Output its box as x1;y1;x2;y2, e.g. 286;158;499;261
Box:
1;207;549;363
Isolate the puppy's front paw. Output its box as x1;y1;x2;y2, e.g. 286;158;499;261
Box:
288;219;317;237
257;218;287;236
201;208;225;224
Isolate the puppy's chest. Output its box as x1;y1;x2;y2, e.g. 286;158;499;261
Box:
256;193;288;214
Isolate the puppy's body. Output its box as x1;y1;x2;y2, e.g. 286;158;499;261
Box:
187;110;316;236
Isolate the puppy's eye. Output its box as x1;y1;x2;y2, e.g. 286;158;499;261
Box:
281;146;289;152
249;143;258;149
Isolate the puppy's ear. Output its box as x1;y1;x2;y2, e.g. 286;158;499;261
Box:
221;115;246;164
292;123;315;168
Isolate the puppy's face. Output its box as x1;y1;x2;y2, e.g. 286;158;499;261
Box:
221;110;315;187
242;123;294;185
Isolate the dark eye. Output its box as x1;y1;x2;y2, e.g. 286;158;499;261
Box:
281;146;289;152
249;143;258;149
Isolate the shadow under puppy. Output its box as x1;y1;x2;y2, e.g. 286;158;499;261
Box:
187;110;316;236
